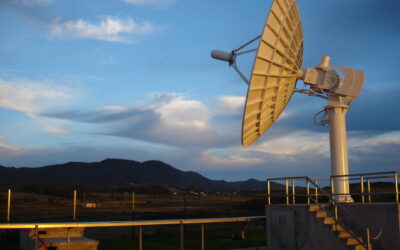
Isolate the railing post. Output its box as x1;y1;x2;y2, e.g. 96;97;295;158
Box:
330;178;335;203
334;204;338;229
35;225;38;250
395;173;399;203
73;190;77;221
366;228;371;250
285;179;289;205
315;179;319;204
67;228;70;250
367;179;372;203
306;179;310;205
180;221;184;250
360;176;365;204
267;180;271;205
292;179;295;204
201;224;205;250
139;226;143;250
7;188;11;223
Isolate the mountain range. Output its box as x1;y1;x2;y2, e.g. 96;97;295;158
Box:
0;158;275;191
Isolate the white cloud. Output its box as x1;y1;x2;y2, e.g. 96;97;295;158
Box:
199;149;265;168
0;78;71;115
250;130;330;156
43;127;68;136
123;0;176;7
154;95;211;128
49;16;154;43
13;0;53;6
99;106;128;114
218;96;245;114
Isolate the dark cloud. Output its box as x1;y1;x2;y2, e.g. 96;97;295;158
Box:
42;108;152;124
42;105;238;147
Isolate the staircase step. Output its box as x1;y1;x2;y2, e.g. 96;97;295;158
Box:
346;236;364;246
354;244;370;250
316;210;328;218
338;230;354;238
309;204;319;212
332;224;344;231
323;217;336;225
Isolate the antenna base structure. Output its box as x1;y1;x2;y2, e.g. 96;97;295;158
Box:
301;56;364;203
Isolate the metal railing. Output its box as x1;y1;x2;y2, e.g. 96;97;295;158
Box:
265;171;400;250
266;171;400;205
266;176;375;249
0;216;265;250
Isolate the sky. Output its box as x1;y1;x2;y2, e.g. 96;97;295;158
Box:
0;0;399;181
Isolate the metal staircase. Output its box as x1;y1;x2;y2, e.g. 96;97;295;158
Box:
265;174;388;250
309;204;371;250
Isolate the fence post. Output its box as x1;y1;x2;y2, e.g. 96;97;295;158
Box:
35;225;38;250
201;224;205;250
180;221;184;250
67;228;70;250
285;179;289;205
139;226;143;250
360;176;365;204
7;189;11;223
73;190;77;221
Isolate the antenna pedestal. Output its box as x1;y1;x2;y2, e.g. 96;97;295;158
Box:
325;97;354;203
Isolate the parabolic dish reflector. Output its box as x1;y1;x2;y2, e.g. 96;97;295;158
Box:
242;0;303;147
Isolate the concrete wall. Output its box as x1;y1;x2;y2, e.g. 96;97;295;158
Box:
266;205;349;250
265;203;400;250
340;203;400;250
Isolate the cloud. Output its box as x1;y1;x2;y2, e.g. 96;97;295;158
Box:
43;94;237;147
154;94;210;128
43;127;68;136
0;78;71;115
198;149;265;168
49;16;154;43
250;130;329;157
218;96;245;114
12;0;53;6
122;0;176;8
0;139;22;156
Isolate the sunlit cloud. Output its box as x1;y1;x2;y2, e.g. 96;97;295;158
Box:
199;149;265;168
155;94;211;128
43;127;68;136
218;96;245;114
250;130;330;156
0;139;22;155
49;16;154;43
98;106;128;114
0;78;71;116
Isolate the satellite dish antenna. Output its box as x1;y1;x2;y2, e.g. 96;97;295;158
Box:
211;0;364;203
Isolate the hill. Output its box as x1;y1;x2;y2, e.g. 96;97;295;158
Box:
0;158;277;191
